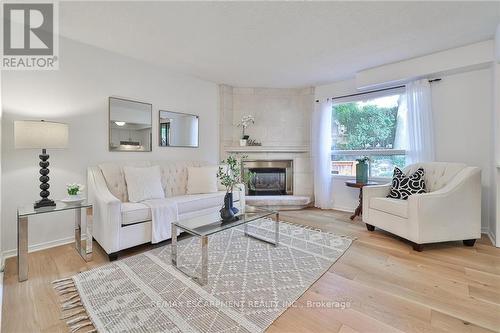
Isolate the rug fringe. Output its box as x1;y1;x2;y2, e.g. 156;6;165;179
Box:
54;277;97;333
61;308;86;320
61;293;80;303
70;321;92;333
67;315;89;325
59;288;77;295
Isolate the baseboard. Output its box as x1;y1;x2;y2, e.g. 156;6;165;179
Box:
332;205;356;213
483;229;496;247
1;236;75;268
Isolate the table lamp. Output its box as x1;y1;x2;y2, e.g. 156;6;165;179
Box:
14;120;69;209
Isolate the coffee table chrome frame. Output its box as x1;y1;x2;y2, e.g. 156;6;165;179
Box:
171;211;279;286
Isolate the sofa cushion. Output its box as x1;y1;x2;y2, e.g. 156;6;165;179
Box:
153;161;208;197
123;165;165;202
99;161;151;202
121;202;151;225
370;197;408;218
187;166;219;194
120;191;240;225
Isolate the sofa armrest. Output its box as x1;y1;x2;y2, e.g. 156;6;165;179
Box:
407;167;481;243
362;183;391;223
87;166;122;254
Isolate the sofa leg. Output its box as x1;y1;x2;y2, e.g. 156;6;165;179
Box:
365;224;375;231
108;252;119;261
412;243;424;252
463;239;476;247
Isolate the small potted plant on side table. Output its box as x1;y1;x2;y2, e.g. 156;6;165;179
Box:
63;183;85;204
217;154;252;222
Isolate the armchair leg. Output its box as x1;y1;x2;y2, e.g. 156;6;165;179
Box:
463;239;476;247
412;243;424;252
108;252;119;261
365;224;375;231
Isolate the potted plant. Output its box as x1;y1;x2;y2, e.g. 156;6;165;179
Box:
66;183;84;201
217;154;252;221
237;115;255;146
355;156;370;184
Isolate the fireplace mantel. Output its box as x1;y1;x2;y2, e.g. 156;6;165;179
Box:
224;146;309;153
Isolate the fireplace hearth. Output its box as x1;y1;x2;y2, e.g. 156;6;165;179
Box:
242;160;293;196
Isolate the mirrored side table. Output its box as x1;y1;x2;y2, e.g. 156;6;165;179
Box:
17;201;93;282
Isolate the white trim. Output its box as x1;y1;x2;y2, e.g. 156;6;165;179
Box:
481;227;496;246
332;149;406;156
332;174;391;183
1;236;75;267
224;145;309;153
332;86;406;104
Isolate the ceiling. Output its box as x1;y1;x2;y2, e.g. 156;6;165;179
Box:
60;1;500;88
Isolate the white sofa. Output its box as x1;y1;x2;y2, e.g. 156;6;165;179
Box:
87;161;245;260
362;162;481;251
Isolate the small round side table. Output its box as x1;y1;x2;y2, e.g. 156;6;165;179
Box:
345;181;379;220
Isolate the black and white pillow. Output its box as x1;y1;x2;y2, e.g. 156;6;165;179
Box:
387;167;426;200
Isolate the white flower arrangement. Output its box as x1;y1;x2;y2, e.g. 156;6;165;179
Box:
67;183;84;196
237;114;255;138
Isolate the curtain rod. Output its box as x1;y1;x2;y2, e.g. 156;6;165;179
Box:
316;78;441;102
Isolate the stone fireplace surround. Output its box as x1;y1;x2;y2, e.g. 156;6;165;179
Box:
219;85;314;209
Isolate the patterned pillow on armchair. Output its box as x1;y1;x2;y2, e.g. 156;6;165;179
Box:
387;167;426;200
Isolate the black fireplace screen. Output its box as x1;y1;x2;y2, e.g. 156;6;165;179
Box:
248;167;286;195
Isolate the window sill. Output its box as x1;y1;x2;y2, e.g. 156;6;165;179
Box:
331;174;391;183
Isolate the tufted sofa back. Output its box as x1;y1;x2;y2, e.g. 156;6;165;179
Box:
98;160;210;202
403;162;467;192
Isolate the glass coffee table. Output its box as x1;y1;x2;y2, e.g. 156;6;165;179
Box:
171;205;279;285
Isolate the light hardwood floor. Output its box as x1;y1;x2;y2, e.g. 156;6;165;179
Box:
2;208;500;333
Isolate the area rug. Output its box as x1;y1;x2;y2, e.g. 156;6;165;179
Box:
54;218;353;333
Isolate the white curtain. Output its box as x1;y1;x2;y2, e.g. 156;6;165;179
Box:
405;79;435;164
311;99;334;209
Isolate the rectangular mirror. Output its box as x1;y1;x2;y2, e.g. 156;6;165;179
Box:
159;110;199;147
109;97;152;152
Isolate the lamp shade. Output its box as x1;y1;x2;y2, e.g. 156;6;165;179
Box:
14;120;69;149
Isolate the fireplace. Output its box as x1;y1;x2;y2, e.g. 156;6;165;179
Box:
242;160;293;196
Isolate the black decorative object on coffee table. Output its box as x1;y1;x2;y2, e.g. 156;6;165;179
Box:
220;192;239;222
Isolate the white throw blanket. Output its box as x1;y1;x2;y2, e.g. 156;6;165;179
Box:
142;198;179;243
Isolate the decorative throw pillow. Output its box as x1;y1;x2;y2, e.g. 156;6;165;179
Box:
123;165;165;203
187;166;219;194
387;167;426;200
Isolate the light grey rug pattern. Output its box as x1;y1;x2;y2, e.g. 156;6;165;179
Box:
72;219;353;333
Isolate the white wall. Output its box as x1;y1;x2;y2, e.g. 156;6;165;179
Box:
1;37;219;255
315;68;494;231
432;69;493;232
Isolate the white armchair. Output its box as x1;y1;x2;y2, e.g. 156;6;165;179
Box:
362;162;481;251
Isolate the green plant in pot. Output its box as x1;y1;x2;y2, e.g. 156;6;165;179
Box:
355;156;370;184
217;154;253;222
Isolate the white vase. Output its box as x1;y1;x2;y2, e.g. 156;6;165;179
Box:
239;139;247;146
67;194;81;201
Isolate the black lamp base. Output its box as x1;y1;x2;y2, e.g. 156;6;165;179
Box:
34;148;56;209
34;198;56;209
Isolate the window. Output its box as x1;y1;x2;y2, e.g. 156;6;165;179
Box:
331;87;407;178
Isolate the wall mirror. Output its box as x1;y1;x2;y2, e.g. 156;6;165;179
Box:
159;110;199;147
109;97;152;152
